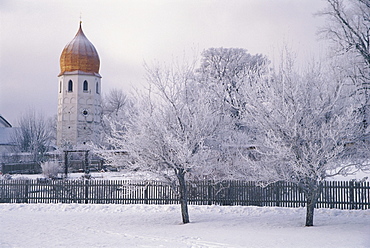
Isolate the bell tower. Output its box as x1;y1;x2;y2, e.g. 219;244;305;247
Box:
57;22;102;148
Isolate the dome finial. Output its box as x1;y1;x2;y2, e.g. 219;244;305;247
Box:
79;12;82;26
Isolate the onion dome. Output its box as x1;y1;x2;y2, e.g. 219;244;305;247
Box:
59;22;101;77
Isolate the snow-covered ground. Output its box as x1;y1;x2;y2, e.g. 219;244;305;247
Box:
0;204;369;248
3;171;167;181
6;169;370;182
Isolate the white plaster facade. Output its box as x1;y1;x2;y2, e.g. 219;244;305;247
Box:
57;73;102;148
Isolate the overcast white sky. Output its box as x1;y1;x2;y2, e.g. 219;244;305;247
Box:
0;0;328;125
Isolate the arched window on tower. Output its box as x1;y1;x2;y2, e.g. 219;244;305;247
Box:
96;82;99;94
59;81;62;93
83;80;88;92
68;80;73;92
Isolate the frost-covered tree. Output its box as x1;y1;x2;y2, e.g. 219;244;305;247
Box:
319;0;370;128
10;110;54;163
197;47;269;118
103;88;131;118
100;61;225;224
238;54;366;226
319;0;369;66
196;48;269;174
100;88;136;148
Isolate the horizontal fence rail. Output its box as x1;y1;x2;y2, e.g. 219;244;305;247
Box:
0;180;369;209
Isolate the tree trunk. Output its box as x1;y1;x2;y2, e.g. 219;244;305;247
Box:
305;192;316;227
177;170;190;224
304;182;321;227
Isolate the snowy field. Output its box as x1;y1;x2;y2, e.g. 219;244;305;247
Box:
6;170;370;181
0;204;369;248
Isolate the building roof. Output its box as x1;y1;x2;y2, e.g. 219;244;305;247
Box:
0;115;12;128
59;22;100;77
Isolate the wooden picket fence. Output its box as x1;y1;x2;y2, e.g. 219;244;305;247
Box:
0;179;369;209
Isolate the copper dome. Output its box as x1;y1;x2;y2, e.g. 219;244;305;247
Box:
59;23;100;76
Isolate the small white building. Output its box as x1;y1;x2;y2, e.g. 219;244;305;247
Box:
0;115;17;154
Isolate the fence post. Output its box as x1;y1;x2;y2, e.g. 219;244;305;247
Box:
64;151;68;177
349;180;354;210
24;180;29;203
85;180;89;204
208;181;213;205
84;150;89;175
275;181;281;207
144;184;149;204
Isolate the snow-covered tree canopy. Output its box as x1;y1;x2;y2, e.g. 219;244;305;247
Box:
102;88;131;118
319;0;370;129
197;48;269;118
98;48;369;226
238;56;365;186
103;62;225;180
10;110;53;162
99;60;230;223
232;53;369;226
319;0;370;66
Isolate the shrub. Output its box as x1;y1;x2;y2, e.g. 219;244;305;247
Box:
41;161;61;178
